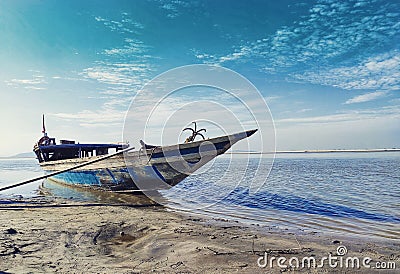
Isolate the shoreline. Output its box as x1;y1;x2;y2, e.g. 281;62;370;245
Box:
0;196;398;273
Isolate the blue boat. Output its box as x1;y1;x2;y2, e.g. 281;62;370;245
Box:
33;118;257;192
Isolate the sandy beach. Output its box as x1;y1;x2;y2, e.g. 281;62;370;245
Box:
0;193;398;274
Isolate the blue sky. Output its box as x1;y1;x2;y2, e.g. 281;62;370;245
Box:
0;0;399;156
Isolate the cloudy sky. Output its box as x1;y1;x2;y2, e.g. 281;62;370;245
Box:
0;0;399;156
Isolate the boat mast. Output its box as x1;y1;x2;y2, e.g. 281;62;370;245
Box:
42;114;47;137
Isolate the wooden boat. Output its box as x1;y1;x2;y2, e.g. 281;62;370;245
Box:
33;118;257;191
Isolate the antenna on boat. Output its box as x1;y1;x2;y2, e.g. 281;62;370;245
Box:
42;114;47;137
183;121;206;143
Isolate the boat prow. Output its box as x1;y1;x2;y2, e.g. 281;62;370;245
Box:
124;129;258;189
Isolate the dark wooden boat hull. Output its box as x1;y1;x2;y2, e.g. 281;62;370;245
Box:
40;130;257;191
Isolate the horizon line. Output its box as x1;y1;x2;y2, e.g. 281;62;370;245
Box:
227;148;400;154
2;148;400;159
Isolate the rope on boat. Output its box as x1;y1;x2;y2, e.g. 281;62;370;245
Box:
147;147;158;164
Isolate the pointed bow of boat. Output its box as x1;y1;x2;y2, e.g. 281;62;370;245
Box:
245;129;258;137
226;129;258;146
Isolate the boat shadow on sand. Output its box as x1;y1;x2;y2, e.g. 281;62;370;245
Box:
0;179;162;209
0;202;162;210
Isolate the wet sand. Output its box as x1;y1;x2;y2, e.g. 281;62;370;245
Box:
0;195;399;273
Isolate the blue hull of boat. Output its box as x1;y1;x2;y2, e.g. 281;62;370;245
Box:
47;167;139;190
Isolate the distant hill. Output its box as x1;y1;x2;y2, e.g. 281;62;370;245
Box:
1;152;36;159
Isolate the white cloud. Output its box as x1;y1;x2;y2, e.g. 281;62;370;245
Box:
100;89;130;95
195;0;400;90
365;55;400;71
294;52;400;90
218;46;252;63
103;98;130;108
155;0;192;18
52;108;126;126
264;95;281;103
103;39;149;57
10;79;43;85
83;18;156;90
24;86;46;90
79;14;158;132
277;105;400;125
298;108;312;113
5;74;47;90
83;63;151;87
345;91;387;104
94;13;144;34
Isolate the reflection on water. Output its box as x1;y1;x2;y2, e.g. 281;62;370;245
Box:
43;179;158;206
0;153;399;241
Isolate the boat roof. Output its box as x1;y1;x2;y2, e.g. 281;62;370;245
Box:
38;143;126;152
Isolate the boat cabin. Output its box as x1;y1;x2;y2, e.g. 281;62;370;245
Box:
33;138;127;163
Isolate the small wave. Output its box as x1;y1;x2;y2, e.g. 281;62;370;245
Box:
221;187;400;223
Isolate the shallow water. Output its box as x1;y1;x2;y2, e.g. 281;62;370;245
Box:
163;152;400;241
0;153;399;241
0;158;43;198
